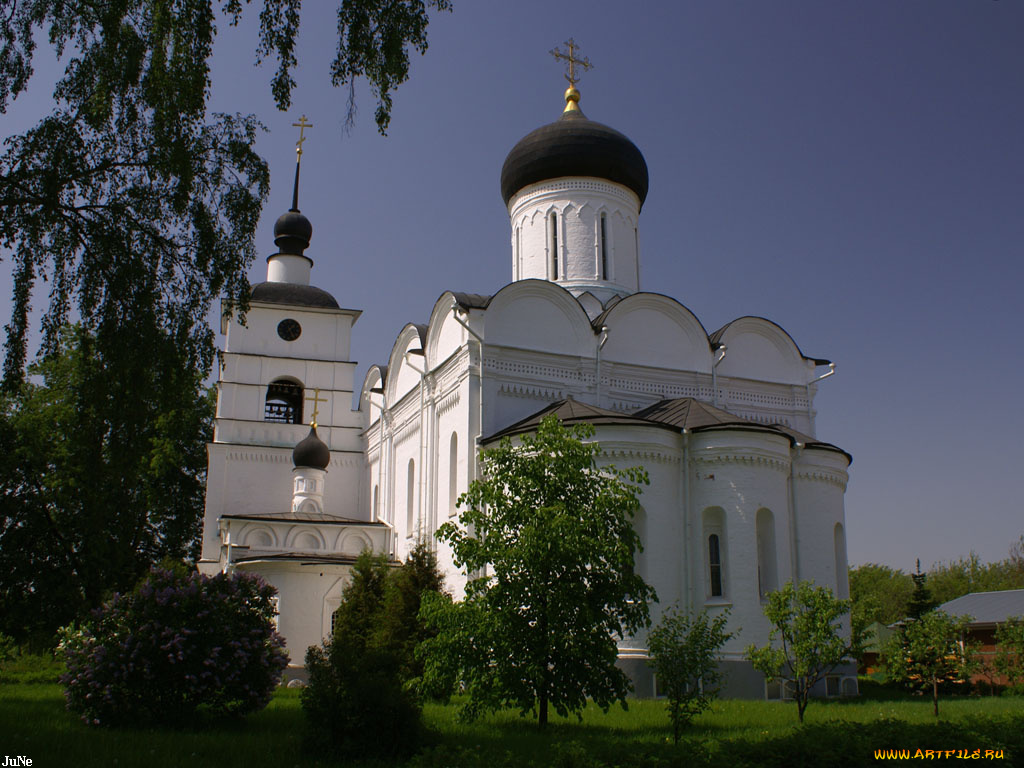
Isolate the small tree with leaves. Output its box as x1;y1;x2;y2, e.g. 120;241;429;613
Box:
647;606;732;744
884;609;974;716
421;415;655;728
746;580;861;723
993;616;1024;691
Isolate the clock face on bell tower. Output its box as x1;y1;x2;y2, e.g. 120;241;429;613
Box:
277;318;302;341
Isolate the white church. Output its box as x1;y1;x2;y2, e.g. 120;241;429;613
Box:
198;77;856;699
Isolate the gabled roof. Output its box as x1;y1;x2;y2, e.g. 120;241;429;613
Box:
483;396;663;443
634;398;758;431
938;589;1024;626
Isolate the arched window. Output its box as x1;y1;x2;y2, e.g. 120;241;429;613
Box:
633;505;647;581
449;432;459;516
406;459;415;536
600;212;608;279
515;226;521;279
372;485;380;520
264;379;303;424
708;535;722;597
756;508;778;598
549;212;559;280
834;523;849;599
703;507;726;599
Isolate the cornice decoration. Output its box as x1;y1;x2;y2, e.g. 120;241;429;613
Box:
226;451;291;464
796;469;849;490
602;447;681;465
512;178;639;209
392;416;421;447
487;356;591;384
691;452;790;474
497;382;564;401
437;389;461;417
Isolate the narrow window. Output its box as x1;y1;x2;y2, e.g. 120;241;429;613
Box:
703;507;726;599
449;432;459;516
756;508;778;598
373;485;380;520
406;459;415;535
552;213;558;279
708;534;723;597
264;379;303;424
633;506;647;580
600;213;608;279
515;226;521;279
834;523;849;599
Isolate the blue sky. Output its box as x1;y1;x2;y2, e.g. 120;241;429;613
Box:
3;1;1022;573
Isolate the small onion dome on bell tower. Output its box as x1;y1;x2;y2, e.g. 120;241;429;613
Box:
273;208;312;257
292;426;330;470
265;115;320;286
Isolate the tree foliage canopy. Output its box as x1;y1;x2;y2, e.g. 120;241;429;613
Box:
883;609;975;717
0;326;213;646
746;580;861;724
0;0;451;643
421;416;655;727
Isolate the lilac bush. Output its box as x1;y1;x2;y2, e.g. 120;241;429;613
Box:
59;565;288;726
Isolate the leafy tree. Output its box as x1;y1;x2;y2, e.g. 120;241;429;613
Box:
848;563;914;636
993;616;1024;690
746;580;861;724
0;326;213;646
422;416;655;728
1;0;450;642
884;610;974;716
647;606;732;744
927;552;1024;606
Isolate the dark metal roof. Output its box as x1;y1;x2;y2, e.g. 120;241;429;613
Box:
292;426;330;469
451;292;493;310
250;281;340;309
221;511;387;526
500;110;649;208
483;396;671;444
233;551;399;566
272;209;312;256
634;398;762;431
709;316;830;365
939;590;1024;625
484;396;851;464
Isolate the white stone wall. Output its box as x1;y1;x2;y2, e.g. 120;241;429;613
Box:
509;178;641;301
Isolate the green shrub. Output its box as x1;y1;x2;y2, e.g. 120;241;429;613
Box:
59;565;287;726
301;551;426;760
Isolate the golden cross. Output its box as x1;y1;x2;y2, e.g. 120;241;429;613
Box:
292;115;313;159
550;38;592;87
306;387;328;428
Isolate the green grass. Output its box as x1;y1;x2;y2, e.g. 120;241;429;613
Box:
2;671;1022;768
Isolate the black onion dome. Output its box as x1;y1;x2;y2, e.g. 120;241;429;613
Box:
273;209;313;256
293;426;330;470
500;109;649;208
250;281;340;309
